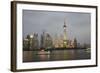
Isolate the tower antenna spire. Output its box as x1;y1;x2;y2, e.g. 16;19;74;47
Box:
64;18;67;27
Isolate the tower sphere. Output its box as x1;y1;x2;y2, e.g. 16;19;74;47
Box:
63;24;66;28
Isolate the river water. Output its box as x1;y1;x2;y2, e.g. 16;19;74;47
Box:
23;49;91;62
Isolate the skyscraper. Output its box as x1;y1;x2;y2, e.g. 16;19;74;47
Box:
45;33;53;49
24;33;39;50
23;38;29;50
73;38;77;48
40;31;46;49
41;32;53;49
32;33;39;49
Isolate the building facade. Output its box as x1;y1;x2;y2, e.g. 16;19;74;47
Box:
23;33;39;50
41;32;53;49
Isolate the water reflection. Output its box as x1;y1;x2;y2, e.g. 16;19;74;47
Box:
23;49;91;62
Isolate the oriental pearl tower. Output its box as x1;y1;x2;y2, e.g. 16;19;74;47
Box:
63;19;67;48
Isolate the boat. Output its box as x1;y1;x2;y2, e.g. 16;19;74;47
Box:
85;48;91;53
38;50;50;55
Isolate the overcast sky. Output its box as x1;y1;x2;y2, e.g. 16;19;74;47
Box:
23;10;91;45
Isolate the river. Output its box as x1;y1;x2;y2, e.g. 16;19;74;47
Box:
23;49;91;62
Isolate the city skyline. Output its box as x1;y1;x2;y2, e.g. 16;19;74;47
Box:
23;10;91;45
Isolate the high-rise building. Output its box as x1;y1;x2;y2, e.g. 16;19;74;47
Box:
29;34;34;50
41;32;53;49
45;33;53;49
58;35;64;48
32;33;39;49
71;38;77;48
40;31;46;49
53;34;59;48
23;38;29;50
24;33;39;50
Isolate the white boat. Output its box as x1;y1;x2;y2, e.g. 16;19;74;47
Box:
86;48;91;53
38;50;50;55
